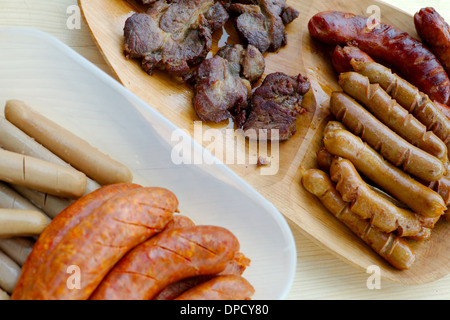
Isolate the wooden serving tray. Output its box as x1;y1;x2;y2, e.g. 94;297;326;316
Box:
79;0;450;284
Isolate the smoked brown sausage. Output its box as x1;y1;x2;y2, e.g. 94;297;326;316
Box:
0;116;101;195
330;91;446;182
0;288;9;300
352;60;450;148
174;275;255;300
308;11;450;105
338;72;448;162
0;209;49;238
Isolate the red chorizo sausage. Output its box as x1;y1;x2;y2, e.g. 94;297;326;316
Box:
16;187;179;300
415;8;450;78
90;225;240;300
12;182;142;299
332;45;374;74
308;11;450;105
174;275;255;300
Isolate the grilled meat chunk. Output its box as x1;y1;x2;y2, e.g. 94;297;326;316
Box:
243;72;310;141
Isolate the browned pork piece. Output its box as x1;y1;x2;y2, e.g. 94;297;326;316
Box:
216;44;266;83
124;0;229;78
192;44;265;125
224;0;299;53
243;72;310;141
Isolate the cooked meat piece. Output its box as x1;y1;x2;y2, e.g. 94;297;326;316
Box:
192;44;265;124
216;44;265;82
139;0;158;4
243;72;310;141
193;55;251;124
225;0;299;53
123;0;229;78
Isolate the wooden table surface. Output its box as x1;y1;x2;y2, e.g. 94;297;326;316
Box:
1;0;450;300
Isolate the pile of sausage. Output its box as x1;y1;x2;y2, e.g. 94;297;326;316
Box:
308;8;450;115
302;8;450;270
12;185;253;300
0;100;253;300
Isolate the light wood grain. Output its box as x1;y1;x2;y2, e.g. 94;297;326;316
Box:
2;0;450;299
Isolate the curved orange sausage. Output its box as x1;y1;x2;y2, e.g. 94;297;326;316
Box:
16;187;179;300
302;169;416;270
308;11;450;105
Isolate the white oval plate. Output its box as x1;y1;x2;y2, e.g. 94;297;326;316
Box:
0;27;297;300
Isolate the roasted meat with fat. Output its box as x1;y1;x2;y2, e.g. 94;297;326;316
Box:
224;0;299;53
124;0;229;77
192;44;265;124
243;72;310;141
